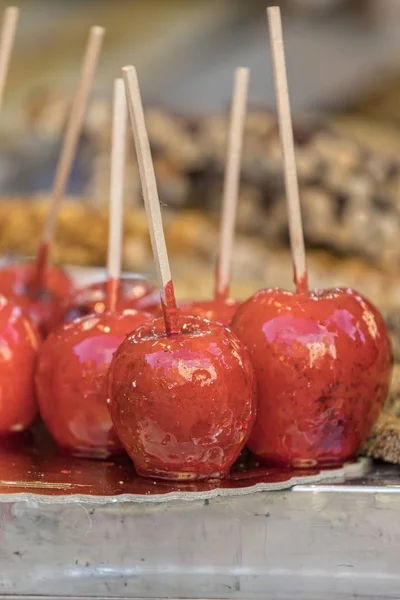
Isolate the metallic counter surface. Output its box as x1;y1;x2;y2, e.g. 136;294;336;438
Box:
0;461;399;600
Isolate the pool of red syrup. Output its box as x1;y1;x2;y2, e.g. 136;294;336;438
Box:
0;425;344;497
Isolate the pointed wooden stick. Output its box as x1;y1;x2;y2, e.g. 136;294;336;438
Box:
32;25;104;292
0;6;19;111
215;66;249;300
122;65;178;334
267;6;308;293
106;78;127;313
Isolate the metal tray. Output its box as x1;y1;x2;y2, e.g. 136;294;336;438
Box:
0;457;398;600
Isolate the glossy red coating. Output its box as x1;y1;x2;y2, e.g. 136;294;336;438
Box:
54;277;157;328
295;272;308;295
108;314;257;481
179;297;241;326
36;309;151;458
30;241;49;292
232;287;393;467
161;279;180;334
0;262;74;336
105;277;119;313
0;295;40;434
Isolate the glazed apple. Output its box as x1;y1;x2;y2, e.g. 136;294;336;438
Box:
54;276;157;326
231;287;393;467
108;314;257;480
179;297;241;326
0;261;74;336
0;295;40;434
35;309;150;458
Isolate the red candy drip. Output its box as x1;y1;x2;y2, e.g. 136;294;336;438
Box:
161;279;180;335
294;268;308;295
29;241;49;296
106;277;120;313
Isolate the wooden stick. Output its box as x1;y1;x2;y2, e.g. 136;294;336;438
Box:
267;6;308;293
106;78;127;313
122;65;178;334
43;25;104;244
0;6;19;111
31;25;104;293
215;67;249;300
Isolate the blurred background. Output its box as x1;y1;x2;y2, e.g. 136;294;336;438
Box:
2;0;400;322
2;0;400;116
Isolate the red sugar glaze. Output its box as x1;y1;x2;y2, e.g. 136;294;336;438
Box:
179;297;241;326
105;277;119;313
0;296;40;434
295;272;308;295
0;263;74;336
161;279;179;335
30;241;49;293
54;276;156;328
231;287;393;468
108;314;257;481
35;309;151;458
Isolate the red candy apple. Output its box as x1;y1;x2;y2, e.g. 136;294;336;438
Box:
36;309;150;458
0;261;74;336
231;6;393;468
179;296;241;326
54;276;157;326
232;287;393;467
232;7;392;467
108;313;257;480
116;65;256;480
0;295;40;434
